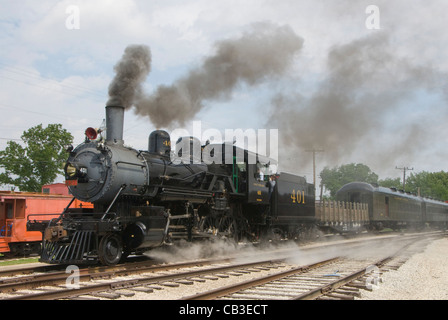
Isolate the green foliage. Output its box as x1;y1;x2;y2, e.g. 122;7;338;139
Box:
405;171;448;201
320;162;448;202
320;163;378;198
0;124;73;192
378;177;401;189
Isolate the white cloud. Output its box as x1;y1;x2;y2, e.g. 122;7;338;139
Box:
0;0;447;180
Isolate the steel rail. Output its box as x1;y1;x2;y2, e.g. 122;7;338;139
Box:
291;256;392;300
0;257;239;294
183;232;444;300
292;233;431;300
3;259;286;300
0;230;440;278
182;258;338;300
1;231;443;299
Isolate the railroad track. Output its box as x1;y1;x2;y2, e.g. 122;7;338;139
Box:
183;257;387;300
184;234;439;300
0;231;442;300
0;258;292;300
0;257;220;292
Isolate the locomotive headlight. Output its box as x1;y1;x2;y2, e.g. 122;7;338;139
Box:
66;164;77;178
65;163;87;179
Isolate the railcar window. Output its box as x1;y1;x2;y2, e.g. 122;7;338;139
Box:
385;197;389;217
6;203;13;219
237;163;246;172
362;194;369;203
348;192;361;203
255;162;272;182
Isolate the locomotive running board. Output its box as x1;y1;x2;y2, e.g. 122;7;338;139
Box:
159;187;212;203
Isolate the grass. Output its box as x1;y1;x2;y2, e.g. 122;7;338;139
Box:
0;256;40;267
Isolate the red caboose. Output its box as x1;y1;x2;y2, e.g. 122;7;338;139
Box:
0;184;92;256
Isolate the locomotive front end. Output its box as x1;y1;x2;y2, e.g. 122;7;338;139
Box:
65;105;149;203
35;105;161;265
65;142;113;203
64;141;148;204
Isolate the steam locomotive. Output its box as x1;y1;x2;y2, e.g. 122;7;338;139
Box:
28;105;317;265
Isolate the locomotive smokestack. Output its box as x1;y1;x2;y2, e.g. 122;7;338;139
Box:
105;105;125;145
105;44;151;145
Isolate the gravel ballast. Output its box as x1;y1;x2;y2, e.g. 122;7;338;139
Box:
358;237;448;300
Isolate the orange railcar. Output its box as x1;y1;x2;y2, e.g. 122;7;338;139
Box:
0;185;92;256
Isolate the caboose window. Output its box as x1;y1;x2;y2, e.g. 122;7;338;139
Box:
6;203;13;219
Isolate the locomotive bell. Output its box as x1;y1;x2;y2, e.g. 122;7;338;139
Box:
85;127;98;140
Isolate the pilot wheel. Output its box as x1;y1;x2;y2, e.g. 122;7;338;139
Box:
98;233;123;265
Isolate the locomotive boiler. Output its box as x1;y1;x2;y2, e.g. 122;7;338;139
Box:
65;106;208;204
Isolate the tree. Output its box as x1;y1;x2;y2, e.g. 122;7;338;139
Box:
320;163;378;198
0;124;73;192
405;171;448;201
378;177;401;189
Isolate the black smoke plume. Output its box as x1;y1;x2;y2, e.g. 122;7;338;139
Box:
268;32;446;173
134;22;304;128
107;44;152;108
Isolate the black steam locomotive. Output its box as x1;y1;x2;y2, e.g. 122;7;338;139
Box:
28;105;316;265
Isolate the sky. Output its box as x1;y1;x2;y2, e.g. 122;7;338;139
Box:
0;0;447;187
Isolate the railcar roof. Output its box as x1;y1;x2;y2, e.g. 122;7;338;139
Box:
338;182;448;206
337;182;374;193
0;191;72;199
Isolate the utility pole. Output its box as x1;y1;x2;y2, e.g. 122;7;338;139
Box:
306;148;324;195
395;166;413;190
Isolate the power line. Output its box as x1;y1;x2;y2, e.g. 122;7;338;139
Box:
0;62;105;98
0;74;105;100
0;103;102;122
